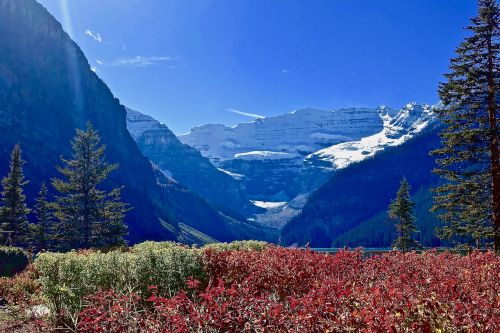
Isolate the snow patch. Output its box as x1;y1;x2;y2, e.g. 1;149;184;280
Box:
126;107;162;140
234;151;297;160
217;168;244;179
161;168;174;178
251;201;288;209
251;194;309;229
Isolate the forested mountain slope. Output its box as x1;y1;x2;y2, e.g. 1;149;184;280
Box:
281;125;444;248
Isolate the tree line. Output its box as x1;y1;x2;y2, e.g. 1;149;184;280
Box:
388;0;499;253
0;123;129;252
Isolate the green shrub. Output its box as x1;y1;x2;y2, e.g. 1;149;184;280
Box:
34;243;205;325
33;240;267;326
131;242;204;295
0;246;29;277
203;240;269;252
131;240;180;252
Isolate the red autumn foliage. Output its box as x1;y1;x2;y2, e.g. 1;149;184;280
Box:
0;265;40;306
78;248;500;333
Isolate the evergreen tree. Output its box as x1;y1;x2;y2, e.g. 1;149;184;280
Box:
0;144;31;247
52;123;129;250
388;179;419;252
29;182;54;251
431;0;500;251
92;187;129;248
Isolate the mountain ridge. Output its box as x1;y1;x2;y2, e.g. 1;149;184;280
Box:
126;107;258;215
178;103;438;229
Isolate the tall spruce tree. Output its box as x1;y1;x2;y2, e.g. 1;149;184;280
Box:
92;187;129;248
29;182;54;251
388;179;419;252
431;0;500;251
52;123;129;250
0;144;31;247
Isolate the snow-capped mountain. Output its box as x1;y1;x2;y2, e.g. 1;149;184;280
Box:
178;103;436;201
178;107;385;164
305;103;435;170
123;103;437;232
177;103;437;229
179;104;434;166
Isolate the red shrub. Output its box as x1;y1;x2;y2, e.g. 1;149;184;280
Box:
78;249;500;333
204;247;363;299
0;265;40;306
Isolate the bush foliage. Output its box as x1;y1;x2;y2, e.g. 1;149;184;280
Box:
33;241;205;324
0;246;29;277
79;248;499;333
2;242;494;332
202;240;268;252
0;265;39;305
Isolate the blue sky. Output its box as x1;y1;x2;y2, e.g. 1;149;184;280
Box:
37;0;476;134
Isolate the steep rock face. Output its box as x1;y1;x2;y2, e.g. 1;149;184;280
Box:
281;125;443;248
0;0;247;244
126;108;256;214
0;0;176;243
219;158;303;201
150;166;263;243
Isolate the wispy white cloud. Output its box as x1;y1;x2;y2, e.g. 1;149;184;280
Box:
281;69;289;73
105;56;179;67
228;108;265;119
96;59;103;65
85;29;102;43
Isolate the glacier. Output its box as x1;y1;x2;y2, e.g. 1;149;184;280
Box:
178;107;387;164
178;103;437;228
126;102;437;230
305;103;435;170
178;103;435;169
